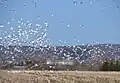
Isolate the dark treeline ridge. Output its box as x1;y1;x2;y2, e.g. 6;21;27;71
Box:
100;60;120;71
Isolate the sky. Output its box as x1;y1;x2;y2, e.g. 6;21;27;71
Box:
0;0;120;45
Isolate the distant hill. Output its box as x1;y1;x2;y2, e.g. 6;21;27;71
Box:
0;44;120;70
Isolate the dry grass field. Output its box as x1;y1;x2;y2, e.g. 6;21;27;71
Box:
0;70;120;83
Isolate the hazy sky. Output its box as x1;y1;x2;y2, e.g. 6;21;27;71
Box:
0;0;120;45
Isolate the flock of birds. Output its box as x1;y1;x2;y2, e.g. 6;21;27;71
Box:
0;0;120;66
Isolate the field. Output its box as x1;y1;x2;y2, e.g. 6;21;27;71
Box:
0;70;120;83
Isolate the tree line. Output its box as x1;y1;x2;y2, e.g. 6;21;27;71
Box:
1;59;120;71
100;60;120;71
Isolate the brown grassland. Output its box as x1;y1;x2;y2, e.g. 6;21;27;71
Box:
0;70;120;83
